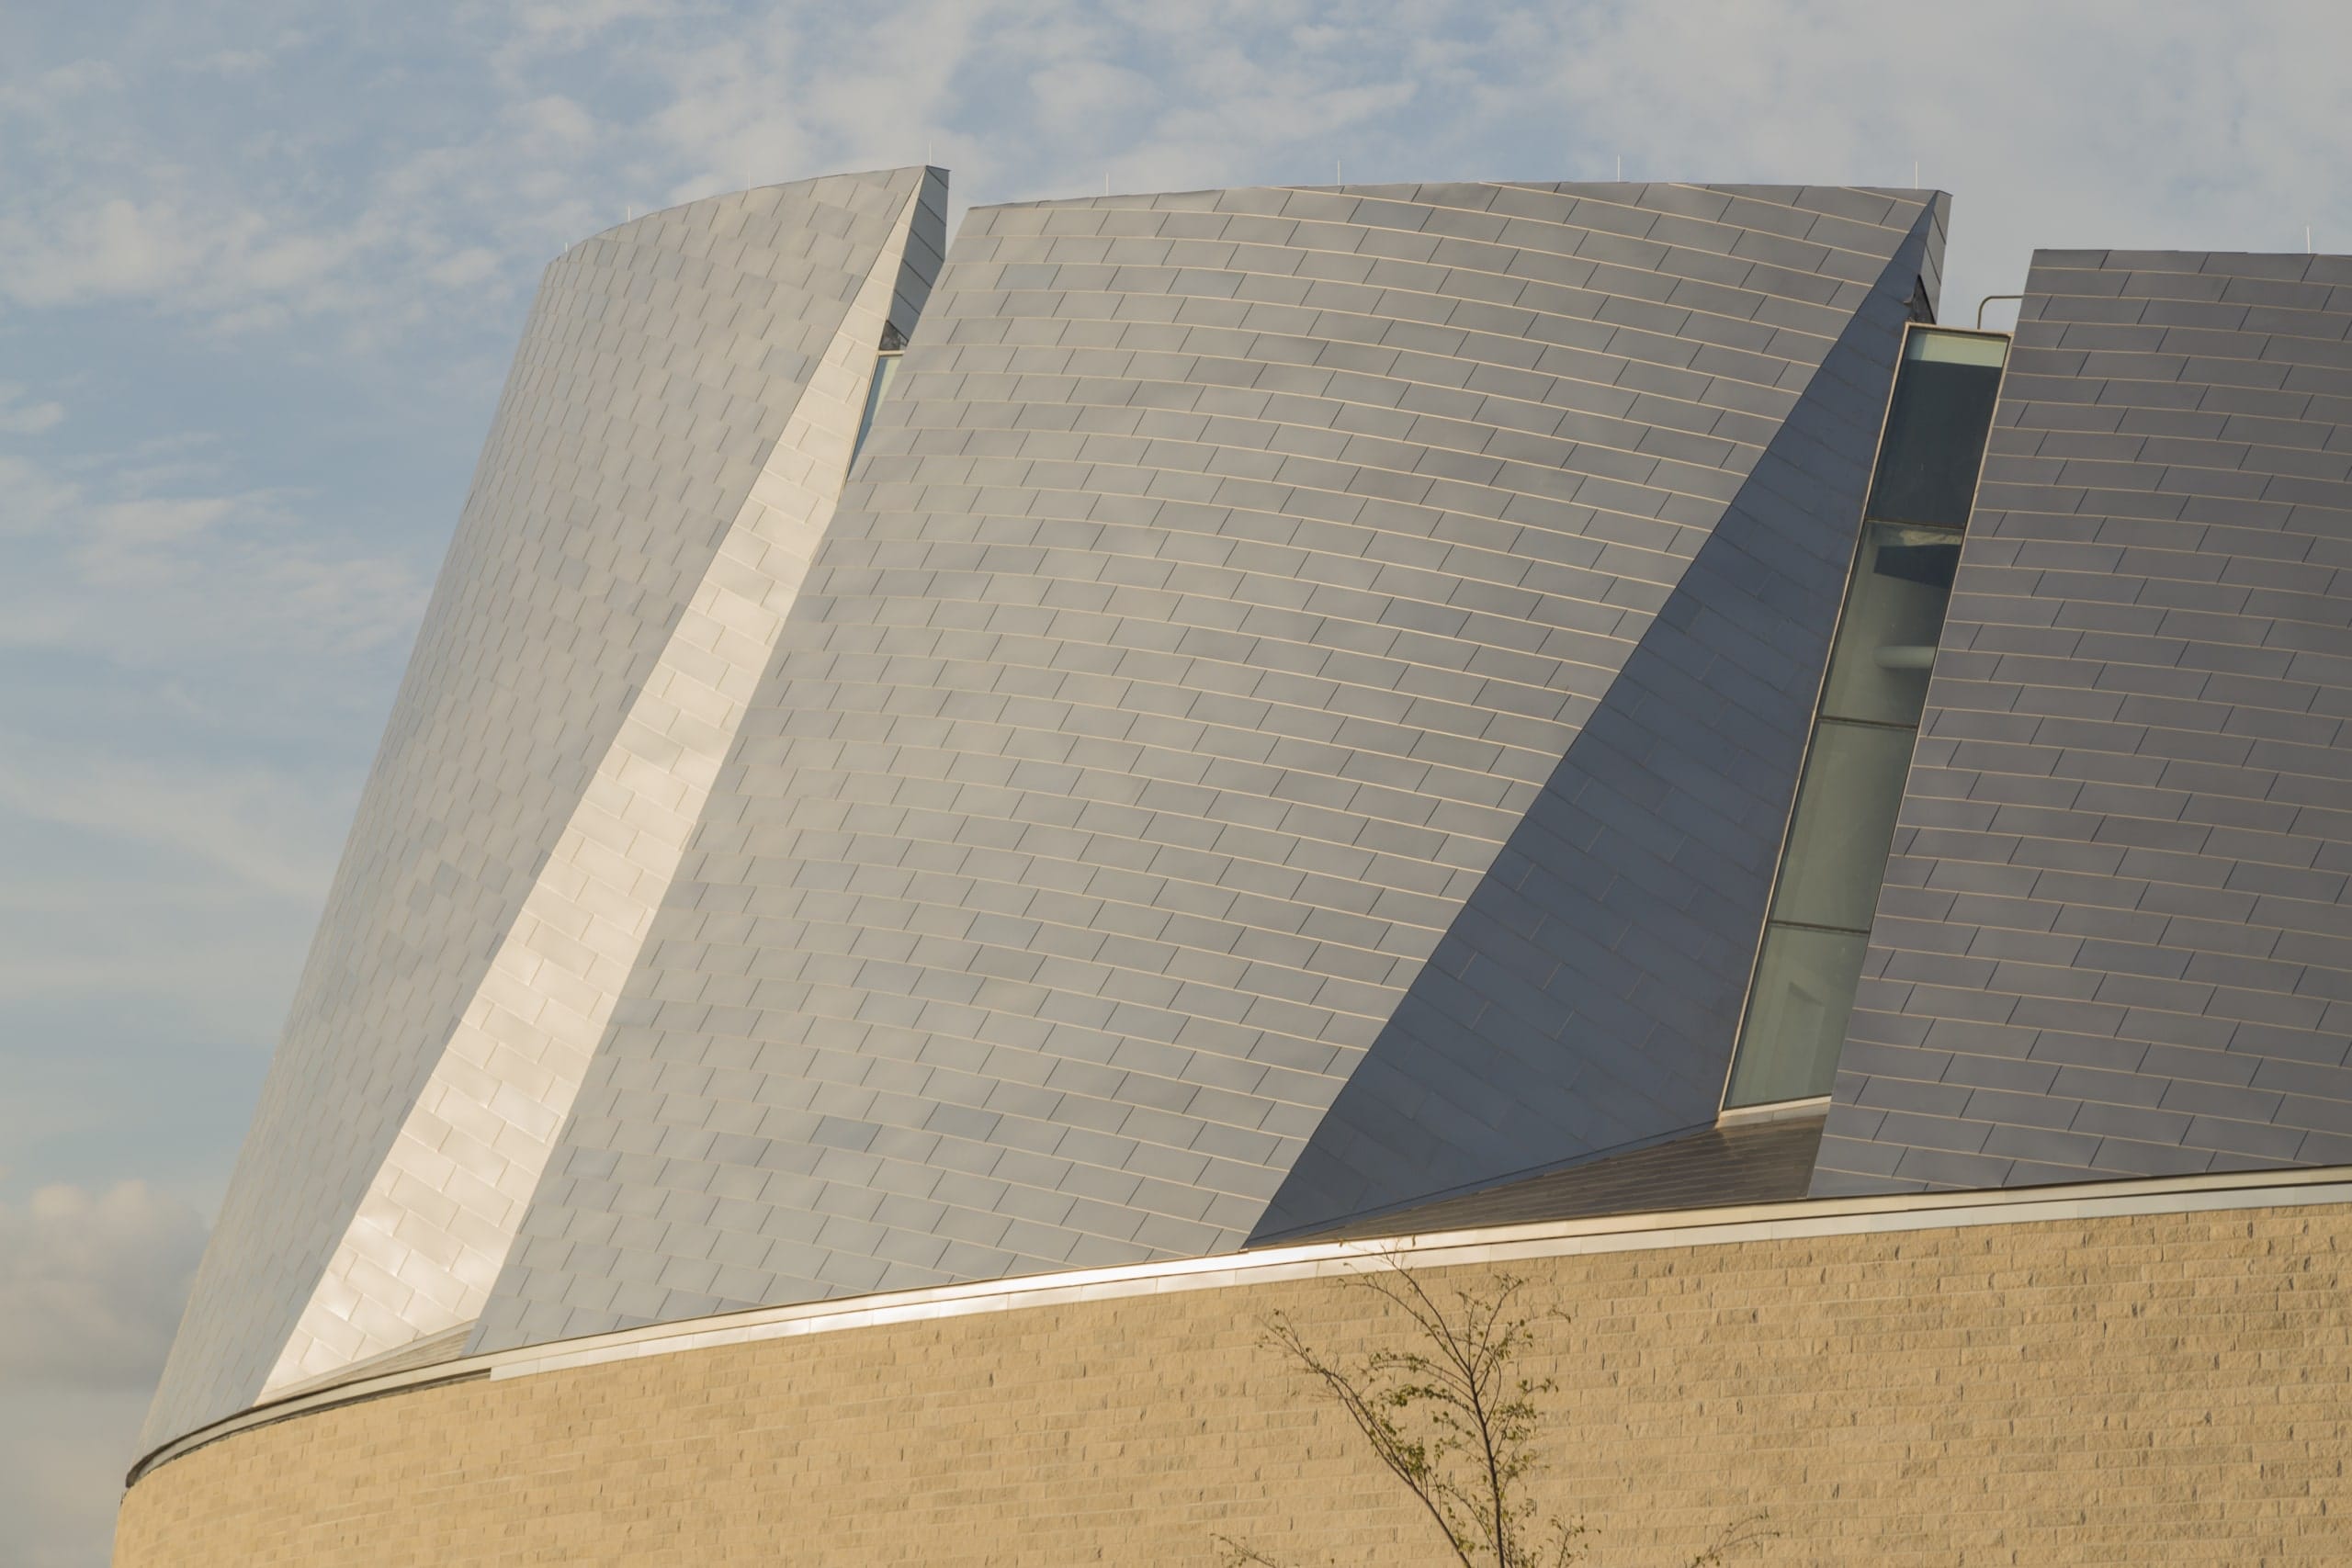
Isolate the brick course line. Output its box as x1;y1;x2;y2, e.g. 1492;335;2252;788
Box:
123;1161;2352;1495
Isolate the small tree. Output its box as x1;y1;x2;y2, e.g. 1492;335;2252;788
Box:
1216;1254;1766;1567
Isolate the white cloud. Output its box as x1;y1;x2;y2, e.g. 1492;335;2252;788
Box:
504;0;692;53
0;439;427;673
0;60;121;117
0;428;413;1035
0;1182;206;1388
1027;58;1158;139
0;186;394;326
1522;0;2352;309
0;0;2344;344
184;49;275;77
0;383;64;434
0;197;213;310
0;453;80;536
0;732;350;903
0;1383;156;1568
0;1185;206;1568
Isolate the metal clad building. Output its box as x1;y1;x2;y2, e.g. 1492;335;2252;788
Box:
468;182;1941;1348
1815;248;2352;1191
142;165;945;1450
139;166;2352;1470
1257;195;1939;1237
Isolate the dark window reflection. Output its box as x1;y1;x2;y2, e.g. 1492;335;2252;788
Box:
850;351;903;471
1724;328;2007;1109
1864;331;2006;529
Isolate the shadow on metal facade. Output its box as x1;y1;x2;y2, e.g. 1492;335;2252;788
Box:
151;161;2352;1461
1257;200;1938;1236
1817;249;2352;1193
469;182;1946;1349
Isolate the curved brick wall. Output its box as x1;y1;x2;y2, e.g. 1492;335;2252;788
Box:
116;1184;2352;1565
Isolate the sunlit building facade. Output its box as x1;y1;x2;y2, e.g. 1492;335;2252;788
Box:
119;171;2352;1566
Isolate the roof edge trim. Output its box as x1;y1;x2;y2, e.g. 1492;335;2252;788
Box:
130;1157;2352;1490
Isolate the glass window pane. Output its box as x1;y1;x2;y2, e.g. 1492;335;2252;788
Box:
1725;924;1871;1106
1766;720;1917;932
1721;323;2006;1111
850;352;902;470
1865;329;2007;529
1907;330;2009;367
1817;523;1961;726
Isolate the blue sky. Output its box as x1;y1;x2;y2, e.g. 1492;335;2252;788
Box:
3;1;2346;1562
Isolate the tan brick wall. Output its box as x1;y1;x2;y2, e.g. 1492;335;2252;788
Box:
115;1202;2352;1565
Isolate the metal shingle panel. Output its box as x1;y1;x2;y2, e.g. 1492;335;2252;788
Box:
1817;247;2352;1195
475;183;1939;1345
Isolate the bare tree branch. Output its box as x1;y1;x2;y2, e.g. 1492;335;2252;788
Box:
1216;1248;1770;1568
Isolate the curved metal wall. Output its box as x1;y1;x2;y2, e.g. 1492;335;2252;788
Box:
1817;247;2352;1192
143;166;944;1449
469;181;1940;1351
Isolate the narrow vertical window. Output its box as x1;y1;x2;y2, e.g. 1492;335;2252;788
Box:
1723;328;2007;1110
849;349;903;472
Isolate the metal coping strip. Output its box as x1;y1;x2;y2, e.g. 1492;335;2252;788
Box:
128;1160;2352;1488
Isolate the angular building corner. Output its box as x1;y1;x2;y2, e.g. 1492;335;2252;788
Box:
460;181;1951;1352
141;164;947;1450
134;157;2352;1553
1251;188;1947;1237
1815;246;2352;1192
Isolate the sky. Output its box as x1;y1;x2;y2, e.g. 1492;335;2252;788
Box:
1;1;2346;1562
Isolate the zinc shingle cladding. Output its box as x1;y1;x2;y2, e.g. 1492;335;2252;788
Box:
471;181;1945;1349
260;171;942;1396
1815;248;2352;1194
1257;204;1937;1236
143;167;942;1450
